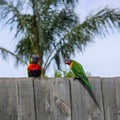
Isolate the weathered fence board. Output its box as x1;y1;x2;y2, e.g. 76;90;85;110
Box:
17;78;36;120
34;79;46;120
71;77;104;120
71;79;84;120
37;78;71;120
115;77;120;120
0;77;119;120
89;77;104;120
0;78;18;120
102;78;118;120
53;78;71;120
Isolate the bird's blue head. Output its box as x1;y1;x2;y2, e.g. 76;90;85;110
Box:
65;59;72;65
31;55;40;64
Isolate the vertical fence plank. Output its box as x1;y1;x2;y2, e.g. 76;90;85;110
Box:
34;79;46;120
0;77;119;120
44;79;55;120
0;78;18;120
70;79;84;120
35;78;71;120
114;77;120;120
71;77;104;120
42;78;71;120
17;78;36;120
53;78;71;120
88;77;104;120
101;77;118;120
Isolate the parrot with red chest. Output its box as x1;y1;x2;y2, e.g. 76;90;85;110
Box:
28;55;42;77
65;59;102;112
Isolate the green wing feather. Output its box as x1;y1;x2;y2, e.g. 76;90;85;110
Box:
71;60;102;112
71;60;93;90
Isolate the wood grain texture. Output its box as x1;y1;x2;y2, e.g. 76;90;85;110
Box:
17;78;36;120
53;78;71;120
0;78;18;120
88;77;104;120
34;78;71;120
70;78;85;120
114;77;120;120
71;77;104;120
101;77;118;120
34;78;46;120
0;77;119;120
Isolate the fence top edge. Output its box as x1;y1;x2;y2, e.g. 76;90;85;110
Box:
0;76;120;81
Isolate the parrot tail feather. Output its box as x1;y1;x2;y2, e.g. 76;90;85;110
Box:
76;78;102;112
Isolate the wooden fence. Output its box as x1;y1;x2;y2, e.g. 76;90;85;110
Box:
0;77;119;120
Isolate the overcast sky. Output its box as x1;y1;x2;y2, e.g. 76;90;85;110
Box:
0;0;120;77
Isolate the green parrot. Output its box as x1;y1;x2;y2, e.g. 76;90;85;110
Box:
65;59;102;112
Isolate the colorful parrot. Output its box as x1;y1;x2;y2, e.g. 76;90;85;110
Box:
28;55;41;77
65;59;102;112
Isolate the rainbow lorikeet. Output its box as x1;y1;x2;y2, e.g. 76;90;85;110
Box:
65;59;102;112
28;55;41;77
